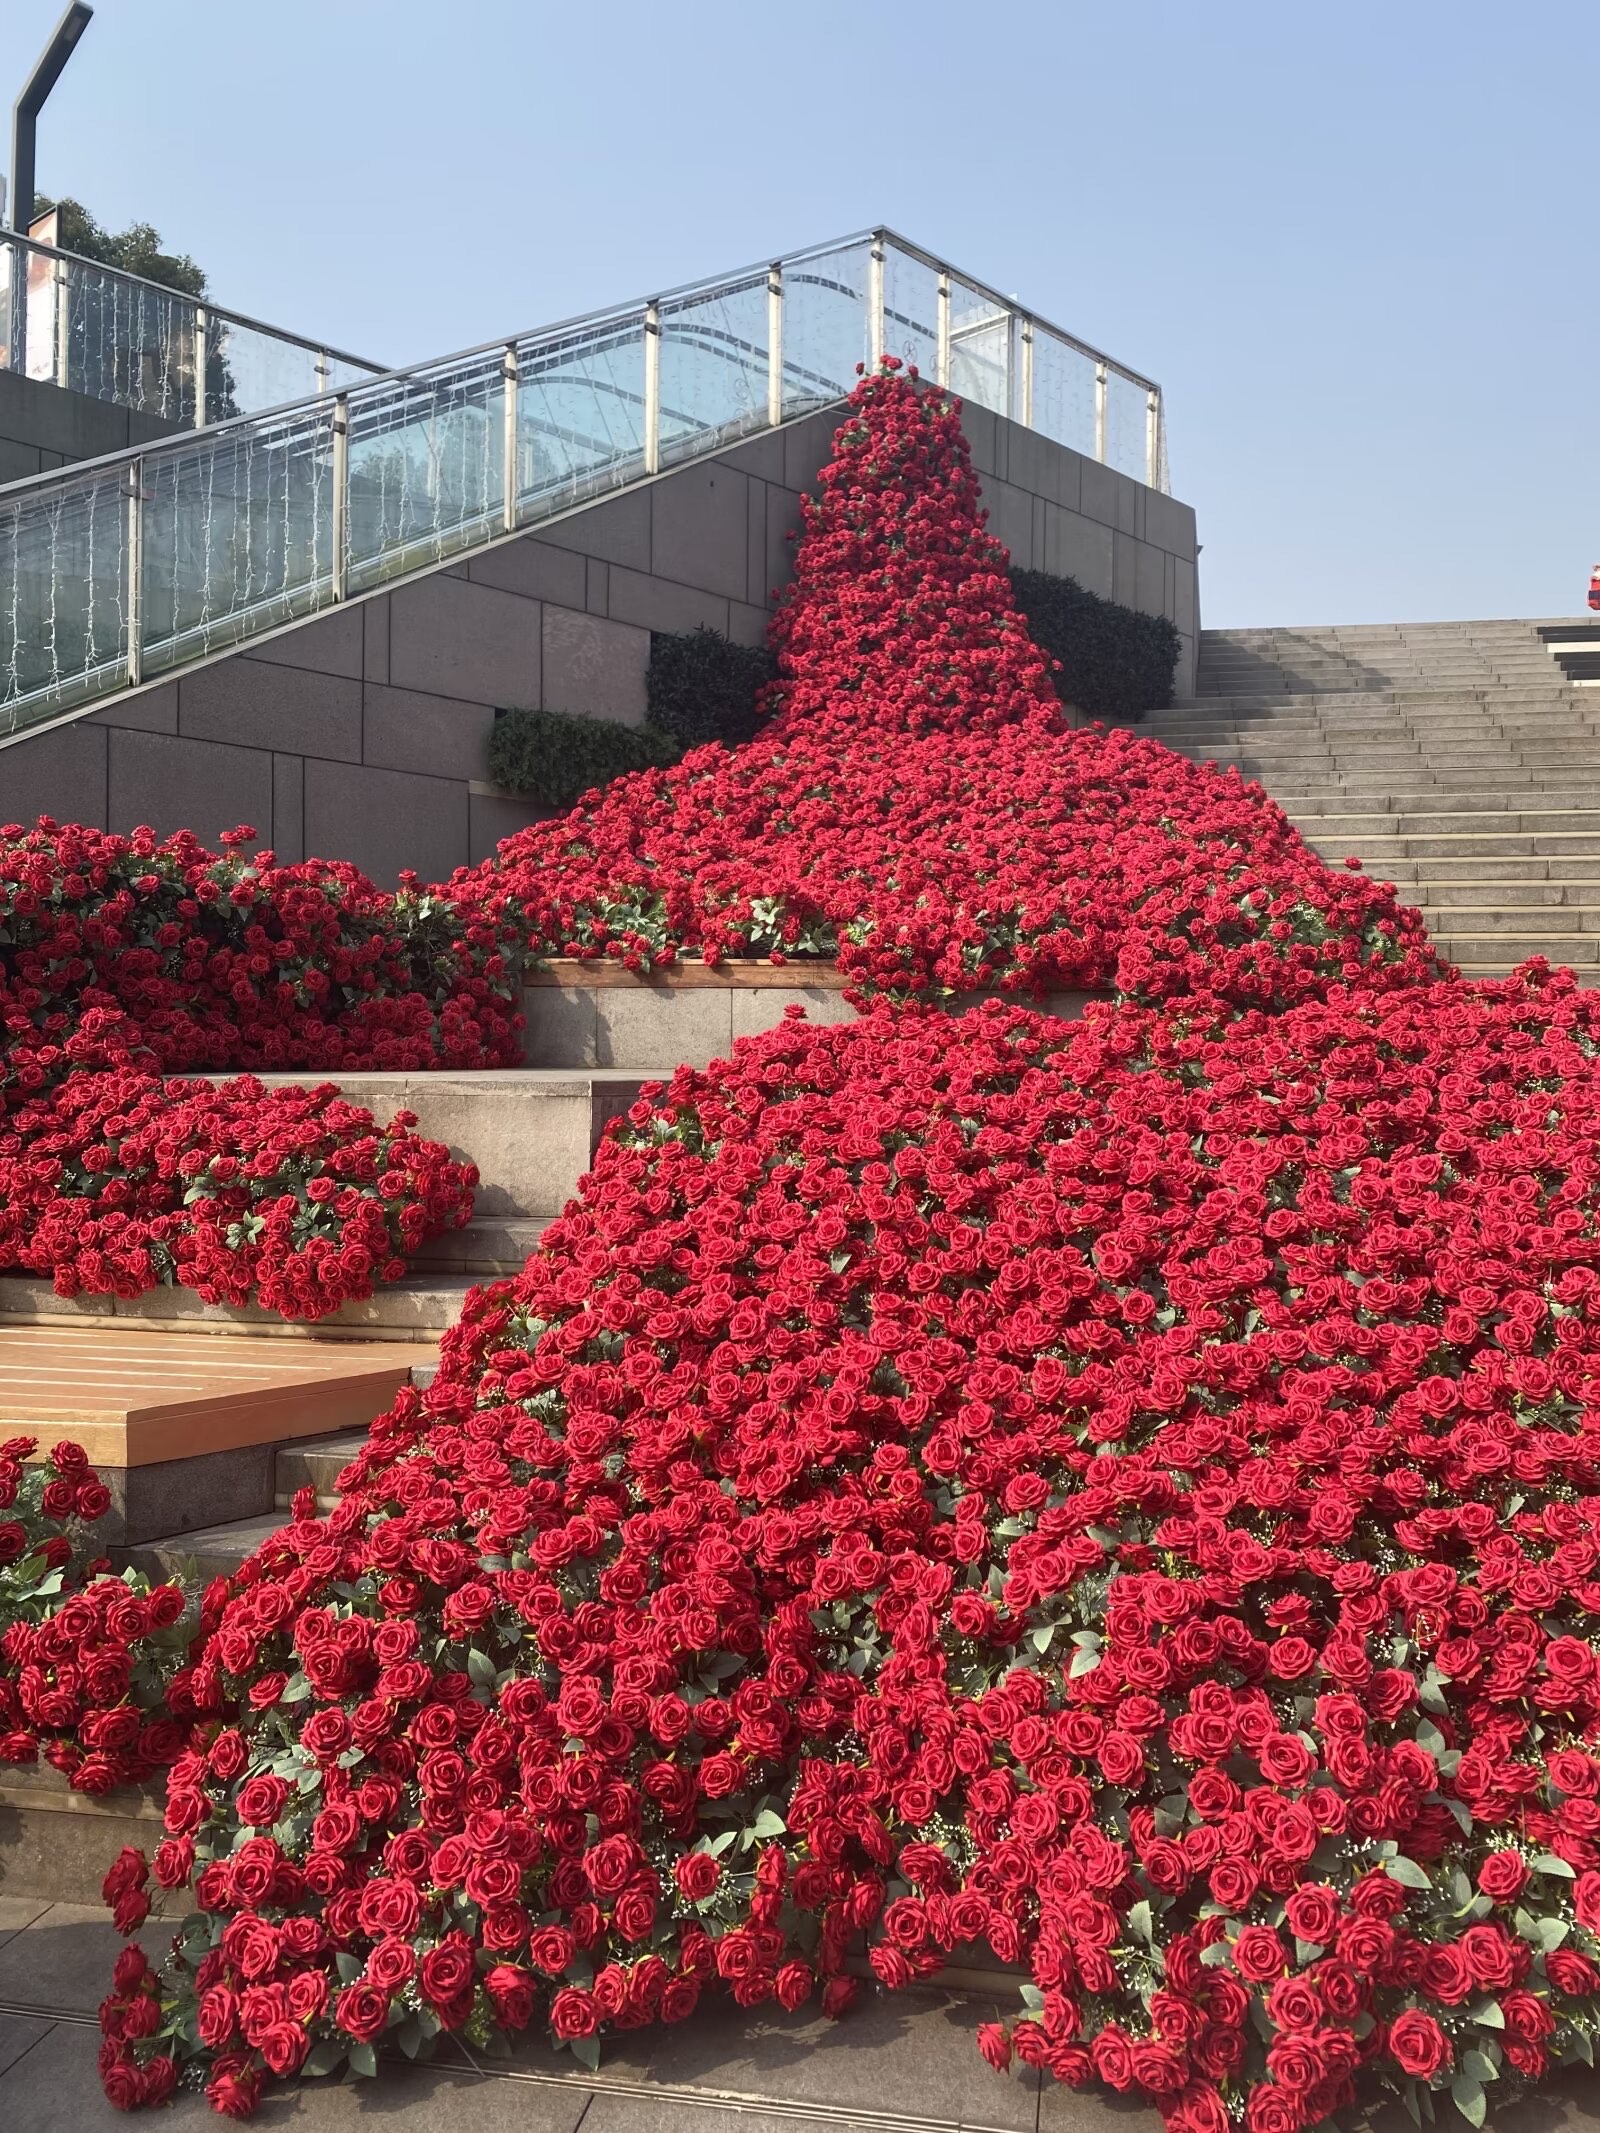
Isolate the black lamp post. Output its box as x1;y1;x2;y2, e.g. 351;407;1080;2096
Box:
10;3;93;232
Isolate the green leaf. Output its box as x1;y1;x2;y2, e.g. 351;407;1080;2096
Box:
1450;2075;1486;2128
1415;1720;1446;1757
1469;1999;1505;2030
1126;1900;1153;1945
467;1647;498;1689
1384;1856;1433;1890
303;2041;345;2078
1295;1938;1325;1966
1539;1916;1570;1952
751;1809;787;1840
1068;1646;1102;1678
568;2033;601;2073
1533;1853;1576;1878
1461;2050;1499;2084
1019;1983;1046;2012
348;2043;378;2080
335;1952;362;1985
1029;1625;1055;1654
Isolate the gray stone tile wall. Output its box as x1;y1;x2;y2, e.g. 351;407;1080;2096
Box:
1;400;1199;876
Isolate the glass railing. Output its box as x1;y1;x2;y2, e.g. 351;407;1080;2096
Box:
0;229;382;426
0;228;1166;747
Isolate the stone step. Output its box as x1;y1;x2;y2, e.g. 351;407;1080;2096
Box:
1307;835;1600;859
410;1215;550;1274
1411;881;1600;907
1284;794;1600;817
128;1511;290;1584
233;1068;652;1218
1293;810;1600;837
1433;933;1600;965
1420;907;1600;933
0;1269;479;1340
273;1429;369;1512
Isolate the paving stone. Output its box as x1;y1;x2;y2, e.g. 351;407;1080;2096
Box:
0;1897;50;1949
0;1902;170;2018
0;2011;53;2078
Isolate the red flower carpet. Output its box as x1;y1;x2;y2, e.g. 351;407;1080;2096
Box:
7;364;1600;2128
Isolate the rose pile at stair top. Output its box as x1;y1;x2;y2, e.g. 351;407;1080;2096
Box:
448;363;1437;1007
0;822;522;1110
102;969;1600;2124
1;1437;199;1793
0;1072;476;1320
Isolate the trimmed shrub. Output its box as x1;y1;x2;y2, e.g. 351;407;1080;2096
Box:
646;626;775;748
487;705;680;810
1010;566;1180;723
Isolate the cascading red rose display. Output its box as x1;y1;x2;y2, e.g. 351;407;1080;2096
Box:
95;974;1600;2123
65;361;1600;2126
449;365;1436;1007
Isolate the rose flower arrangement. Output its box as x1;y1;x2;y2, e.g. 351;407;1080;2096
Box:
1;1437;199;1792
94;973;1600;2126
449;362;1438;1009
0;1070;476;1319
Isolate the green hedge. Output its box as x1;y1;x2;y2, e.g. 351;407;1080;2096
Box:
1009;567;1180;724
487;705;680;809
646;626;774;748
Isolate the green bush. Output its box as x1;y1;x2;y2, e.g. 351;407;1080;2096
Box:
1010;567;1180;724
646;626;775;748
487;705;680;809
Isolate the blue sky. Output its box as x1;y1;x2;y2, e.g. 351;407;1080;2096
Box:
2;0;1594;629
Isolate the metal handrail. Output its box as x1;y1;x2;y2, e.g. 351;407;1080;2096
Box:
0;227;383;377
0;227;1169;751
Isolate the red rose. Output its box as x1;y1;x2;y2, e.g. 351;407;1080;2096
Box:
336;1981;391;2043
1387;2009;1452;2080
675;1851;722;1902
1230;1928;1287;1983
550;1987;599;2039
484;1964;536;2030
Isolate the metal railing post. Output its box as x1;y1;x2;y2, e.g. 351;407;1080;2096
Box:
330;394;349;601
936;272;950;388
53;252;69;389
1094;362;1107;464
1020;318;1034;428
192;305;208;428
315;350;330;395
767;263;783;427
1146;388;1161;489
643;301;661;475
502;341;519;532
868;235;885;369
124;458;144;687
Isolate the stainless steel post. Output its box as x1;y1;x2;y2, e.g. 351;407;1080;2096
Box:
124;457;143;686
1020;319;1034;428
1146;388;1161;489
643;301;661;475
1094;362;1107;464
767;264;783;428
936;272;950;388
192;305;207;428
330;394;348;601
868;236;885;370
503;341;519;532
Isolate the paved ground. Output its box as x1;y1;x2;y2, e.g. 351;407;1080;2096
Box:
0;1898;1128;2132
6;1900;1600;2132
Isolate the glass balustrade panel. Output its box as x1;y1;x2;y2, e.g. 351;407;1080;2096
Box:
1031;329;1099;461
658;273;769;465
1104;368;1151;484
345;359;505;595
0;467;129;735
946;274;1010;416
139;411;333;673
880;244;940;381
780;242;869;418
516;321;647;513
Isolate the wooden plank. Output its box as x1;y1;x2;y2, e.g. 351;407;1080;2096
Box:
1;1325;435;1467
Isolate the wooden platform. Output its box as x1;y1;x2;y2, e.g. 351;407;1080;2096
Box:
1;1325;436;1467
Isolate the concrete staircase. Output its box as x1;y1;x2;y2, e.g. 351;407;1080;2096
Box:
1146;618;1599;980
